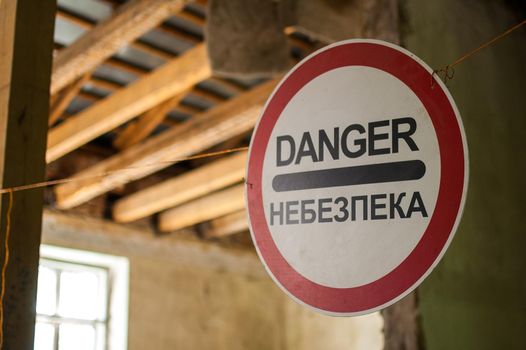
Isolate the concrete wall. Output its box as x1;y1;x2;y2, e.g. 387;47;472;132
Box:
41;211;383;350
403;1;526;349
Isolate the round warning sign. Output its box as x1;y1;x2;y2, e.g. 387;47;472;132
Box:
245;39;468;316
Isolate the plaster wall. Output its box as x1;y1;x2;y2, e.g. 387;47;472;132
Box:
403;1;526;348
41;211;383;350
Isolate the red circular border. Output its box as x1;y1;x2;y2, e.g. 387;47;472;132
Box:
246;41;465;313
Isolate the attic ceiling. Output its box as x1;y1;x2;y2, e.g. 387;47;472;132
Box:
46;0;321;244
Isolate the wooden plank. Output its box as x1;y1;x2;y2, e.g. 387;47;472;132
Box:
54;78;278;209
113;150;247;222
88;77;225;105
113;92;186;149
157;23;201;44
288;35;313;52
177;10;206;27
89;76;124;91
159;184;245;232
55;10;94;29
49;72;91;126
209;77;246;94
56;10;175;61
188;87;226;104
51;0;188;94
0;0;56;347
188;131;248;167
47;44;211;163
77;90;100;103
103;57;149;76
202;210;248;238
174;103;202;115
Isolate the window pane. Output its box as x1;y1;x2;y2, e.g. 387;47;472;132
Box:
36;267;57;315
58;270;105;320
95;323;106;350
59;324;95;350
34;322;55;350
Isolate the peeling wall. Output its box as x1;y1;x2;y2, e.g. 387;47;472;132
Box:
41;211;383;350
402;1;526;348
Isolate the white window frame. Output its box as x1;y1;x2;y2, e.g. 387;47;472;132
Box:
39;245;129;350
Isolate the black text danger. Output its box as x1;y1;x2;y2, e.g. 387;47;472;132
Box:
276;117;418;166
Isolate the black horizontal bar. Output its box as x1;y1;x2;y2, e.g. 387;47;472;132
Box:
272;160;426;192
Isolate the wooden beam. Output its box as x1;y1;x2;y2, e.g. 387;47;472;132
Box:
208;77;246;94
113;92;186;149
87;77;226;107
89;76;124;91
177;10;206;27
47;44;211;163
159;184;245;232
157;23;201;44
188;87;226;104
103;57;149;76
77;90;100;103
49;72;91;126
175;103;202;115
202;210;248;238
0;0;56;347
55;10;175;61
188;131;248;167
51;0;189;94
113;150;247;222
54;79;278;209
53;42;151;78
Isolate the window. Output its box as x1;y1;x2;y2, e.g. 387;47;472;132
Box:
35;245;129;350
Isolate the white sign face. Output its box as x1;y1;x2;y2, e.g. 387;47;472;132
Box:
262;66;441;288
246;40;468;316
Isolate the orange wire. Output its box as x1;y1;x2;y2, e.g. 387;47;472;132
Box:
0;190;13;349
0;146;248;195
434;19;525;83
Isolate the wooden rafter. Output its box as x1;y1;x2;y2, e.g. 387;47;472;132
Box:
177;10;206;27
159;184;245;232
157;22;202;44
188;88;226;104
173;103;202;116
102;57;149;76
53;79;278;209
87;73;229;107
47;44;211;162
113;92;187;149
202;210;248;238
55;10;175;61
51;0;190;94
49;72;92;126
113;150;247;222
77;91;100;103
88;76;123;91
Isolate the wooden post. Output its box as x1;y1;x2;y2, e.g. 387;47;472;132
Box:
0;0;56;348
